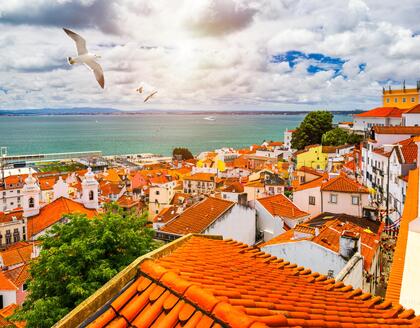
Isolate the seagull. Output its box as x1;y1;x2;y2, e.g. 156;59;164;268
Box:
136;86;143;93
63;28;105;89
144;91;157;103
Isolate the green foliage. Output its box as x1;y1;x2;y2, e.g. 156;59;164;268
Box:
37;161;86;173
322;128;364;146
12;204;160;328
172;147;194;160
291;111;333;150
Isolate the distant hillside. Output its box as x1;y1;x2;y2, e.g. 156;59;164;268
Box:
0;107;121;116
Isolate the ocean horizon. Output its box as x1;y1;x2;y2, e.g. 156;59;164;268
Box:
0;113;351;156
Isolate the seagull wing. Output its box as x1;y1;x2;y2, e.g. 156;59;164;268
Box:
63;28;88;55
144;91;157;102
84;58;105;89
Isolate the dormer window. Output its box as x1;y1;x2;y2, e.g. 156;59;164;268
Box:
29;197;35;208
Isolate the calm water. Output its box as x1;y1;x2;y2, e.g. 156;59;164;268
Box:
0;114;351;156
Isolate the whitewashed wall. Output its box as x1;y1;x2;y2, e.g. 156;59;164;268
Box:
255;200;284;241
293;187;321;217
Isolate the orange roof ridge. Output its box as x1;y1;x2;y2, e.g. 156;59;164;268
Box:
80;235;420;327
386;168;419;304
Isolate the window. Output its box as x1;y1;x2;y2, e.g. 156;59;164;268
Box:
155;190;160;195
412;97;415;102
29;197;34;208
352;196;360;205
89;190;94;201
17;190;20;194
5;230;11;245
13;229;20;243
309;196;316;205
402;97;406;103
386;97;390;103
330;194;337;204
394;98;398;103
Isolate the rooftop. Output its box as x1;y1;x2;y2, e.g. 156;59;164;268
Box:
355;107;406;118
159;197;234;235
257;194;309;219
321;174;369;193
183;173;216;182
60;235;420;328
373;126;420;135
27;197;97;239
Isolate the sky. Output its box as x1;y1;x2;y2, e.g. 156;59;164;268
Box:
0;0;419;111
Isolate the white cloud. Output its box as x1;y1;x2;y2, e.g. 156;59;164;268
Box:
0;0;419;111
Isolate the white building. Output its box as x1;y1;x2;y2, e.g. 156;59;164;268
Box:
293;174;369;218
353;107;404;132
256;194;309;242
156;197;256;245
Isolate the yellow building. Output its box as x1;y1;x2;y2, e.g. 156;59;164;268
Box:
295;145;328;170
383;82;420;109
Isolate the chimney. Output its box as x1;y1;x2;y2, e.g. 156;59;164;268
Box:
339;230;360;260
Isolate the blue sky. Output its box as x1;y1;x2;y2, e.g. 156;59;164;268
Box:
0;0;419;111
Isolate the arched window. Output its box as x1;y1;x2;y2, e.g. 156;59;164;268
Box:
89;190;94;201
29;197;34;208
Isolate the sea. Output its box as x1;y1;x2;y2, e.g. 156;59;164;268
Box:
0;113;351;156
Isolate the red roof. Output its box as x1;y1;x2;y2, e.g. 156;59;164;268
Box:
401;144;418;164
355;107;406;118
404;104;420;114
321;174;369;193
257;194;309;219
159;197;234;235
86;236;419;327
27;197;97;239
373;126;420;135
0;242;34;267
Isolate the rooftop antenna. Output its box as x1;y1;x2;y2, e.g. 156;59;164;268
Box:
388;85;391;93
403;80;406;92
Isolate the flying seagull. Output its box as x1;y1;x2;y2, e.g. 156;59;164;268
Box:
144;91;157;103
63;28;105;89
136;86;143;93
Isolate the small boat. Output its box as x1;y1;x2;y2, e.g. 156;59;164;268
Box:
204;116;215;121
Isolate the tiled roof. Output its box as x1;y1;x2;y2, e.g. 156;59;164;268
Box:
153;206;179;224
183;173;216;182
293;176;324;191
0;242;33;267
244;180;265;187
321;174;369;193
386;168;418;304
404;104;420;113
257;194;309;219
297;166;324;177
27;197;97;239
4;264;30;287
401;144;418;164
221;181;244;193
159;197;234;235
373;126;420;135
86;236;420;328
0;303;25;328
0;271;18;290
311;220;381;271
355;107;406;117
0;210;23;224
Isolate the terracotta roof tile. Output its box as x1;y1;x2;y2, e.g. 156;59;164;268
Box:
0;242;34;267
27;197;97;239
257;194;309;219
373;126;420;135
386;168;418;304
0;303;25;328
294;176;324;191
87;236;419;327
159;197;234;235
183;173;216;182
4;264;30;287
321;174;369;193
355;107;406;117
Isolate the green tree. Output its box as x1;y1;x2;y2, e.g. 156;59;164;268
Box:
12;204;160;328
172;147;194;160
291;111;333;150
321;128;349;146
322;128;364;146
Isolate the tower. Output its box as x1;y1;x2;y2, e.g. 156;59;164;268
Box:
82;167;99;209
23;172;40;217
